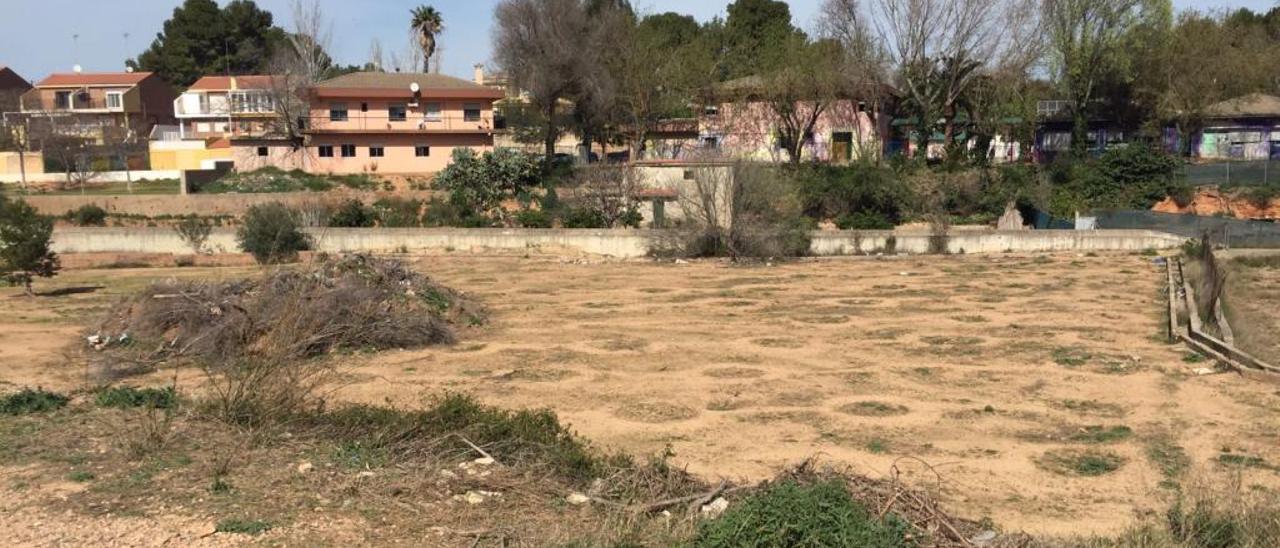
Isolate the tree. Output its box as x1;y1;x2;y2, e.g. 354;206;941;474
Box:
410;6;444;73
494;0;596;164
433;148;542;225
613;12;706;160
1043;0;1144;158
0;198;60;296
174;215;213;254
819;0;892;162
720;0;806;80
129;0;288;88
738;39;846;165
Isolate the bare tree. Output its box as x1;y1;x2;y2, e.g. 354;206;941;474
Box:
288;0;334;82
493;0;595;164
820;0;892;161
569;165;641;227
869;0;1042;155
42;134;99;192
101;121;144;193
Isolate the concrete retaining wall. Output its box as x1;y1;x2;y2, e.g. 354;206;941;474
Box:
52;227;1186;258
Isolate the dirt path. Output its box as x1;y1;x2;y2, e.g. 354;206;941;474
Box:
3;252;1280;537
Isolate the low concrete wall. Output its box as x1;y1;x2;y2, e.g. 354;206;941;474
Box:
52;227;1186;258
26;191;438;218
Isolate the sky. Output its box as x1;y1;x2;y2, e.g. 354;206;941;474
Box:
1;0;1277;84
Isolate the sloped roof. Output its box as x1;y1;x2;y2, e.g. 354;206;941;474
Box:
188;75;279;91
1203;93;1280;119
37;72;152;87
0;66;32;90
312;71;504;99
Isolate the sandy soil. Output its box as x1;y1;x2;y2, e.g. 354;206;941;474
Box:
3;252;1280;538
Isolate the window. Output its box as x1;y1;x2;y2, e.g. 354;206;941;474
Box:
330;102;348;122
257;146;269;157
55;91;71;109
369;145;385;158
361;102;368;112
463;103;482;122
415;145;430;157
318;145;334;158
388;104;407;122
424;102;442;121
703;105;719;116
105;92;123;110
340;144;357;158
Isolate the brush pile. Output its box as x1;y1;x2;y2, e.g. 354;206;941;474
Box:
91;254;485;367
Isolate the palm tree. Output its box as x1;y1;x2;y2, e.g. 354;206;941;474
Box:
410;6;444;73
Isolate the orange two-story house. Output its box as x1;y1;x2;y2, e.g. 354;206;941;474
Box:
301;72;503;174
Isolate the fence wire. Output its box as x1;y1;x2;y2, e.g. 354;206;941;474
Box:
1093;209;1280;248
1180;160;1280;188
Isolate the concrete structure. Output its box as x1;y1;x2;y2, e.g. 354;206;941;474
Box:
0;169;178;185
9;71;176;143
1193;94;1280;160
0;151;42;178
51;227;1186;259
631;161;736;228
297;72;504;174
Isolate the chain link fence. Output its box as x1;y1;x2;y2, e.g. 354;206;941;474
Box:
1179;160;1280;189
1093;209;1280;248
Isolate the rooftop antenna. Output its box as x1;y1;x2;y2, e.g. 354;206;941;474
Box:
73;34;80;71
123;32;131;69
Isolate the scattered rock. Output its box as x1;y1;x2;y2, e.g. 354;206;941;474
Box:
566;493;590;505
700;497;729;518
473;457;496;466
296;462;314;474
357;471;375;479
970;530;998;546
453;490;502;505
438;469;459;479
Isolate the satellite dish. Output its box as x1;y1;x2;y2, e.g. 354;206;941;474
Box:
125;66;134;73
410;82;420;93
73;64;83;74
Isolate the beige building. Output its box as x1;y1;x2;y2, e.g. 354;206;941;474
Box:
151;75;280;171
293;71;503;175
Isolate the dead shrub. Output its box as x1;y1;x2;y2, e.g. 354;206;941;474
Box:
650;162;812;260
90;254;485;370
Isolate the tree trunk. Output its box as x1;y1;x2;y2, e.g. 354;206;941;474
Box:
542;103;558;166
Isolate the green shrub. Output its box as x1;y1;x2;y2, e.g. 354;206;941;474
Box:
371;198;424;228
516;208;553;228
327;199;375;228
0;388;70;415
433;148;542;222
94;386;177;409
1241;186;1278;208
422;197;492;228
694;479;913;548
835;211;895;230
561;207;608;229
794;162;910;227
0;198;61;294
65;204;108;226
236;202;311;264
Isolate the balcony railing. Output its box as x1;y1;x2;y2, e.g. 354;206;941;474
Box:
306;113;495;133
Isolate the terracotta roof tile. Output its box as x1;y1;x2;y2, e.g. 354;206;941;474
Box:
37;72;152;87
188;75;279;91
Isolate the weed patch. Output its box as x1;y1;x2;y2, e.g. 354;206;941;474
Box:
693;479;913;548
1038;449;1126;476
1;388;70;415
94;386;177;409
1067;425;1134;444
215;518;273;535
838;401;909;417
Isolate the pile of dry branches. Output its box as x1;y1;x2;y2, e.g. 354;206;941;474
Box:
91;254;485;370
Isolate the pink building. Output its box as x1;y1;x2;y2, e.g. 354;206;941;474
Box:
297;72;503;175
646;76;886;164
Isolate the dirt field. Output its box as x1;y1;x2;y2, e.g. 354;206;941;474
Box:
3;252;1280;538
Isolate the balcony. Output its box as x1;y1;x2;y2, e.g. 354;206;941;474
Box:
305;112;495;134
20;88;123;113
175;92;276;117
